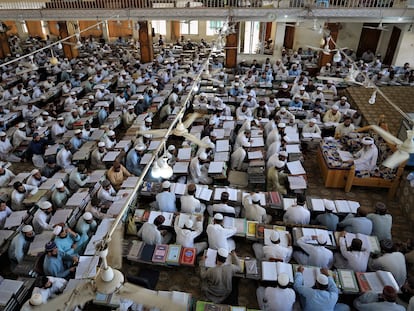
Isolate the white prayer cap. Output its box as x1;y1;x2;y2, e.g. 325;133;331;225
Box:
326;63;331;66
56;180;64;188
22;90;27;94
88;95;94;100
213;96;220;102
214;213;223;220
294;95;301;99
270;231;280;242
53;225;63;236
41;111;49;116
74;129;82;134
208;142;215;149
145;117;152;123
278;122;286;128
143;134;152;139
327;80;334;84
167;145;176;151
275;160;285;169
309;118;317;123
0;131;6;137
299;86;306;91
135;143;146;151
200;93;206;97
317;234;327;245
248;91;254;97
70;91;76;96
218;248;228;258
127;105;134;110
251;193;260;203
22;225;33;233
98;142;105;147
103;103;109;108
199;152;208;160
317;274;329;286
209;119;215;125
278;273;290;286
40;201;52;210
317;86;323;91
184;219;193;229
280;107;286;113
29;293;43;306
57;117;64;121
235;75;240;78
31;169;40;175
331;105;339;110
219;84;225;88
362;137;374;145
279;151;288;157
18;122;26;129
324;200;335;211
162;181;171;189
282;84;288;89
83;212;93;221
107;130;115;136
341;96;347;100
210;131;217;137
234;82;239;86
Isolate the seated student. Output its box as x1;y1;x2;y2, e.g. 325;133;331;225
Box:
68;164;89;192
252;231;293;262
346;136;378;172
266;160;288;195
97;179;128;203
367;202;392;241
53;225;80;264
0;166;15;187
257;273;296;311
335;116;355;139
26;169;47;187
189;152;212;185
51;179;71;209
207;213;237;252
313;200;339;231
0;199;11;229
242;193;272;224
283;194;310;225
155;181;177;213
75;212;97;253
107;161;132;191
43;241;78;278
338;207;373;235
180;183;206;214
199;248;242;304
8;225;35;268
32;201;54;234
11;181;38;211
334;232;370;272
208;192;237;217
354;285;405;311
31;276;67;304
174;215;207;255
137;215;172;245
230;141;250;172
294;234;334;268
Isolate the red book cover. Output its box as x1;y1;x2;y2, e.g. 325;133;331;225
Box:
355;272;372;292
179;247;196;266
152;244;169;263
269;192;282;206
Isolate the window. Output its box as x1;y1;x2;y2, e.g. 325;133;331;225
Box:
206;21;224;36
21;21;28;33
180;21;198;35
242;21;261;54
152;20;166;36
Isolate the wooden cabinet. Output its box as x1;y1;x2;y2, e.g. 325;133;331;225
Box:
317;147;349;188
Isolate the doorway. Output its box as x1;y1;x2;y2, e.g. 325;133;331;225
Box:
383;26;401;65
356;24;382;57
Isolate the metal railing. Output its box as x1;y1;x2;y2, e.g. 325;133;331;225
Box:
0;0;406;10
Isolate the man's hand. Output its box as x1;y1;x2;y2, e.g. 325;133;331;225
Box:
122;193;129;197
297;265;304;273
320;268;329;276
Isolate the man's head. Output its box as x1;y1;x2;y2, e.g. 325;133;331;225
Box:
220;191;229;203
45;241;58;257
216;248;228;264
380;239;394;254
213;213;223;224
350;238;363;251
39;201;53;215
113;162;121;172
382;285;397;302
375;202;387;215
343;116;352;127
154;215;165;227
315;274;329;290
22;225;35;242
13;181;25;193
187;183;196;196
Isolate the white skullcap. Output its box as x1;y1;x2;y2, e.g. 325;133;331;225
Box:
18;122;26;129
56;180;64;188
200;93;206;97
98;142;105;147
326;63;331;66
135;144;146;151
317;86;323;91
88;95;94;99
282;84;288;89
299;86;306;91
275;160;285;169
199;152;208;160
324;200;335;211
103;103;109;108
107;130;115;136
22;90;27;94
278;273;290;286
41;111;49;116
218;248;228;258
0;131;6;137
294;95;301;99
83;212;93;221
280;107;286;113
219;84;224;88
162;181;171;189
331;105;339;110
70;91;76;96
214;213;223;220
57;117;64;121
279;151;288;157
317;234;327;245
29;293;43;306
270;231;280;242
143;134;152;139
74;129;82;134
248;91;254;97
362;137;374;145
53;225;62;236
309;118;317;123
22;225;33;233
145;117;152;123
278;122;286;128
210;131;217;137
251;193;260;203
208;142;215;149
327;80;334;84
184;219;194;229
317;274;329;286
213;96;220;102
127;105;134;110
341;96;347;100
234;82;239;86
209;119;215;125
40;201;52;210
31;169;40;175
167;145;176;151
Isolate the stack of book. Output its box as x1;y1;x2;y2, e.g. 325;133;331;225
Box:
247;160;266;185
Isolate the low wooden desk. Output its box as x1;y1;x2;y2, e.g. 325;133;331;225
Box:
317;146;349;188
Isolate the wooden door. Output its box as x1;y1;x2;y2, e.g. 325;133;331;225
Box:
383;26;401;65
356;24;381;57
283;23;295;49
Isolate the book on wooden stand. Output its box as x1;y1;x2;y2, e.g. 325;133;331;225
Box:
355;270;399;294
152;244;169;263
166;244;182;265
179;247;197;266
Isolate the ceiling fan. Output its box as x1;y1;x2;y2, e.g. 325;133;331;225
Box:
136;112;210;148
38;245;186;311
363;22;389;31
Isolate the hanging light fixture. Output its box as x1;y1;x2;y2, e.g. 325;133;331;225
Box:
368;90;377;105
28;55;38;70
57;42;63;50
333;50;342;63
49;49;59;65
159;156;173;179
151;159;161;178
75;33;82;49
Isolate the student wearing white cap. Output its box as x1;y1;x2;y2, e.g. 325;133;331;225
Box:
275;107;295;123
335;116;355;139
12;122;32;148
126;143;146;176
323;104;342;124
199;247;242;303
253;230;293;262
35;111;53;128
302;118;322;135
230;140;250;172
103;130;116;150
64;109;80;130
21;293;43;310
122;105;137;128
51;117;67;140
30;276;68;305
69;129;85;152
64;91;78;107
32;201;54;234
90;141;107;170
311;86;326;103
294;266;341;311
335;232;370;272
8;225;35;268
11;181;38;211
174;215;207;255
155;181;177;213
256;272;296;311
313;200;339;231
75;212;97;253
346;136;378;171
242;193;272;224
26;168;47;187
51;179;70;209
335;96;351;115
56;141;74;171
53;225;80;263
283;193;310;225
97;179;129;203
206;213;237;252
98;103;109;125
180;183;206;214
322;79;338;96
235;103;253;122
193;92;209;108
266;159;288;195
189;152;213;185
293;233;334;268
0;131;21;162
234;129;251;151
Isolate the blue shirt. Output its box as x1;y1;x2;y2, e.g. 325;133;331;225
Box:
98;109;108;125
289;99;303;109
155;191;177;213
294;272;338;311
339;214;373;235
54;234;80;257
8;233;30;264
314;213;339;232
43;253;71;278
126;149;142;176
70;136;83;151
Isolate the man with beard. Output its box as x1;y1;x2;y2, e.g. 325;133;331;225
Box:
107;161;131;191
8;225;35;268
90;142;107;170
0;166;15;187
56;141;74;171
68;164;89;192
51;117;67;140
335;116;355;139
75;212;97;253
26;133;50;168
32;201;54;234
122;105;137;128
41;157;61;178
104;130;117;150
53;225;80;264
31;276;67;303
126;143;146;176
11;181;38;210
0;199;11;229
26;169;47;187
43;241;77;278
12;122;32;149
51;179;70;209
0;131;21;162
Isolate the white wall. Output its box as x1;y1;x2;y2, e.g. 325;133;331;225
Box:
336;23;363;51
394;27;414;66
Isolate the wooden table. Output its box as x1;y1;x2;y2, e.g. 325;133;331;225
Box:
317;146;349;188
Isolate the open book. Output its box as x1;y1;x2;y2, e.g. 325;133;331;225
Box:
261;261;294;282
297;228;335;247
264;228;289;247
356;270;399;294
335;232;380;254
293;265;336;288
195;185;213;201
